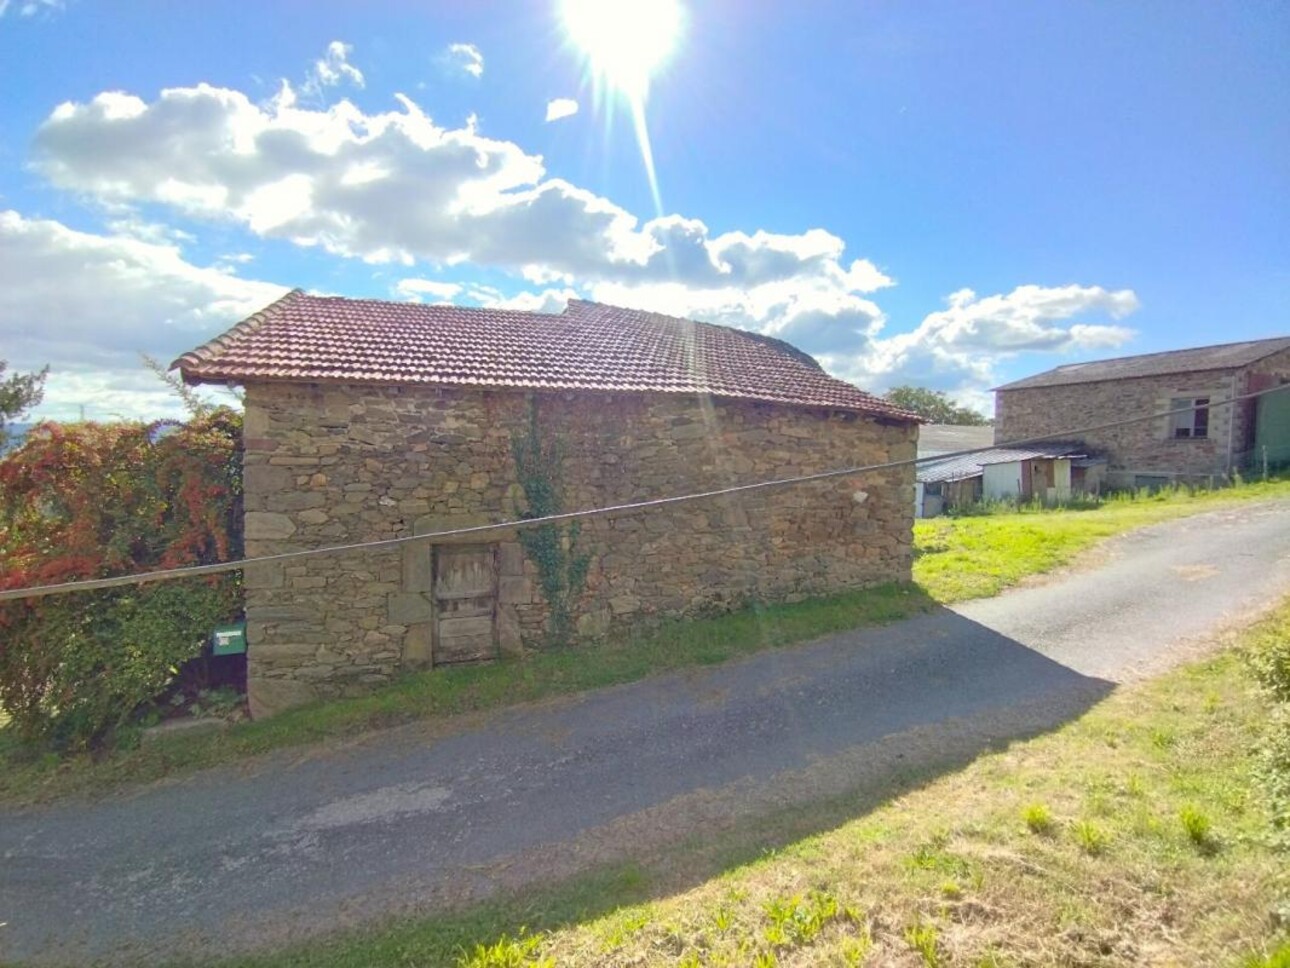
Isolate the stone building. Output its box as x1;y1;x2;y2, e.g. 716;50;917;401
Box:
175;291;918;717
994;336;1290;490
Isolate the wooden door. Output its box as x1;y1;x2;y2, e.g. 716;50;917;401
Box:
433;545;498;664
1031;460;1051;501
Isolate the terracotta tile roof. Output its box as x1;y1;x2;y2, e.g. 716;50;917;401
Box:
995;335;1290;391
173;290;916;420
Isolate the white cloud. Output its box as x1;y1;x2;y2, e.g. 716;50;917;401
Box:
393;278;462;302
33;85;898;301
103;214;195;246
585;278;888;356
0;0;62;18
545;98;579;122
29;79;1141;409
474;286;579;314
0;209;287;420
446;42;484;78
836;283;1138;399
303;41;364;96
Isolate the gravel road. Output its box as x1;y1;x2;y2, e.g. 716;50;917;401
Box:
2;500;1287;965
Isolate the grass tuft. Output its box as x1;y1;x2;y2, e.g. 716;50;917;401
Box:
1070;818;1110;855
904;919;942;967
1178;804;1215;852
1022;803;1055;835
456;931;551;968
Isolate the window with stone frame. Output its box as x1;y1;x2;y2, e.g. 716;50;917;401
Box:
1168;396;1210;439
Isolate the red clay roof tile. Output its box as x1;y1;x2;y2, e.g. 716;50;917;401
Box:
173;290;915;420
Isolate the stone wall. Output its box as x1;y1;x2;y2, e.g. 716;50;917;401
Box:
994;366;1268;488
241;383;916;716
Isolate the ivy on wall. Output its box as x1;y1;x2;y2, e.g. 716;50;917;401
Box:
510;397;590;647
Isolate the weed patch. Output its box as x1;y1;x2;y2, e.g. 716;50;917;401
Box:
903;919;942;967
456;931;552;968
1022;802;1055;835
1178;804;1217;852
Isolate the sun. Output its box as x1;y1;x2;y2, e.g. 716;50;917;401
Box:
560;0;683;214
560;0;683;103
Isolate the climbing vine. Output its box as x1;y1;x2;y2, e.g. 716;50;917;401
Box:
511;398;590;647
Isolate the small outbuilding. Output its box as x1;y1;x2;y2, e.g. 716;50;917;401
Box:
916;442;1103;516
175;291;919;716
914;424;994;517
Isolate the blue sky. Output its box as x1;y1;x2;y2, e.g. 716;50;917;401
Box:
1;0;1285;421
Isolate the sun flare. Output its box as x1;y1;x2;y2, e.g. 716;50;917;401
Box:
560;0;682;101
560;0;683;214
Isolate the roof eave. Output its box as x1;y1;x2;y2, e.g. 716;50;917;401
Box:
170;368;917;421
169;287;304;380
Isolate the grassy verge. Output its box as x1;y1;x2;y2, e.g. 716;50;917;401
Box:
914;477;1290;602
209;602;1290;968
0;583;934;805
2;478;1286;806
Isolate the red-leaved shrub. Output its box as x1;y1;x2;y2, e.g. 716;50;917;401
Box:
0;410;243;749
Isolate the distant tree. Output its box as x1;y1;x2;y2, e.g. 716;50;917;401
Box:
884;385;990;425
0;360;49;446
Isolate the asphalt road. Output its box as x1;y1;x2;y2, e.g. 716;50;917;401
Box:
3;500;1288;965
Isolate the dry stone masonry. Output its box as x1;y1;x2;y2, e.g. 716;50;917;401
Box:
174;291;920;717
241;383;915;716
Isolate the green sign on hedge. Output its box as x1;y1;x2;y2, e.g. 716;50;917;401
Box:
211;622;247;656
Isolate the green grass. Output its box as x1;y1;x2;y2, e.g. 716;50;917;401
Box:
202;601;1290;968
1241;941;1290;968
1180;804;1216;851
1022;802;1055;835
0;582;933;805
912;476;1290;602
1;476;1286;805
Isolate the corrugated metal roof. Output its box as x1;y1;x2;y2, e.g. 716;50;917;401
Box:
917;443;1088;483
995;336;1290;391
918;453;992;484
173;290;917;420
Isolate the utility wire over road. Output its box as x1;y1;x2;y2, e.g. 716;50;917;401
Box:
0;384;1285;602
3;500;1288;965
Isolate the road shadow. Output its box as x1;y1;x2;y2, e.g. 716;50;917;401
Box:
186;604;1117;967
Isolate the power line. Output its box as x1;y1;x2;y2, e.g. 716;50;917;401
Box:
1;383;1285;603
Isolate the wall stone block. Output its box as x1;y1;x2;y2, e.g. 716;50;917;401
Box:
239;382;916;714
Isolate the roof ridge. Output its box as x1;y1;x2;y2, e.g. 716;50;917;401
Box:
1053;334;1288;371
170;287;305;375
995;333;1290;391
172;291;920;421
995;335;1290;392
565;299;830;375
